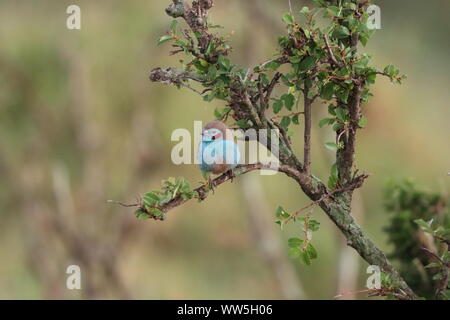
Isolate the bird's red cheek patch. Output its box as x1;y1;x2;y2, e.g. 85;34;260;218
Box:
213;133;222;140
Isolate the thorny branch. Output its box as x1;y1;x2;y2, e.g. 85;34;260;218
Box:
422;247;450;300
111;163;309;218
138;0;420;299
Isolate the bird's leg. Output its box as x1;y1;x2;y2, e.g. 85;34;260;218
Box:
226;168;236;183
208;176;215;194
200;169;215;194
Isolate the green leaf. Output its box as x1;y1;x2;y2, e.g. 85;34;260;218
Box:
331;26;350;39
265;60;281;70
206;40;215;55
298;56;316;71
158;192;173;204
336;88;350;103
300;251;311;265
328;163;338;189
299;7;310;16
307;243;318;259
281;93;295;111
319;118;334;128
358;116;368;128
150;208;165;219
203;91;216;102
218;55;231;71
208;23;224;29
275;206;290;219
308;220;320;232
320;82;335;100
135;209;150;220
325;142;338;151
384;64;399;77
292;114;300;125
273;100;283;114
432;273;444;281
288;248;301;258
366;72;377;84
157;34;173;45
280;116;291;130
214;107;231;120
335;107;347;121
236;119;250;129
332;122;343;132
214;108;223;119
290;56;302;64
282;13;295;24
414;219;432;230
360;33;370;47
260;73;269;85
328;174;338;189
207;65;218;80
424;262;441;269
330;162;338;176
143;192;159;208
288;237;303;248
328;104;336;116
327;6;341;17
170;20;178;32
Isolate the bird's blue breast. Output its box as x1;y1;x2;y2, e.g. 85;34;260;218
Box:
197;140;240;172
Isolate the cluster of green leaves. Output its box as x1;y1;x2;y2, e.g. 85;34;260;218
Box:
414;218;450;298
275;206;320;265
271;91;300;133
250;58;302;133
415;219;450;245
377;272;408;300
384;180;450;299
157;1;406;152
158;19;254;109
135;177;198;220
277;5;370;114
270;1;404;187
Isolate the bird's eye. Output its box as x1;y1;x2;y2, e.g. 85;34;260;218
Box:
212;136;216;140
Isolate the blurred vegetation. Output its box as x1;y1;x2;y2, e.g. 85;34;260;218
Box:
384;180;449;299
0;0;449;299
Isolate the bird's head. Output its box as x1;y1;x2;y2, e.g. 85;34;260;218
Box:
201;120;230;142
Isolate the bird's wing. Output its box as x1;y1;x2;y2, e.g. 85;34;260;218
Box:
198;141;240;169
213;140;240;166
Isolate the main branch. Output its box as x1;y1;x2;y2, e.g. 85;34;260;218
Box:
142;0;419;300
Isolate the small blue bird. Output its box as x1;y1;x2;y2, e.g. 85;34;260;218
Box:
197;120;240;188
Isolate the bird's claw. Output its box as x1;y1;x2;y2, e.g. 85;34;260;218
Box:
226;169;235;183
199;177;215;194
208;177;215;194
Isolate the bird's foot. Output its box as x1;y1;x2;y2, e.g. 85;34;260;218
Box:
208;177;215;194
226;169;236;183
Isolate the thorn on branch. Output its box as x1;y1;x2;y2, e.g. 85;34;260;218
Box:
324;35;340;68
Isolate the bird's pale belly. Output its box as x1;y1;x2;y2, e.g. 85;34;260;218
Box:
198;140;240;174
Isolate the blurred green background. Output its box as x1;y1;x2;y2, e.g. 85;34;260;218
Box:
0;0;449;299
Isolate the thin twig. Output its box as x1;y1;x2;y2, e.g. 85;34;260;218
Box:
324;35;340;67
288;0;293;16
421;247;444;264
284;174;370;225
106;200;140;208
303;93;312;174
271;111;304;120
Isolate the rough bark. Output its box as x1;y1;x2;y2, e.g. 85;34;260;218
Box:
142;0;419;300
